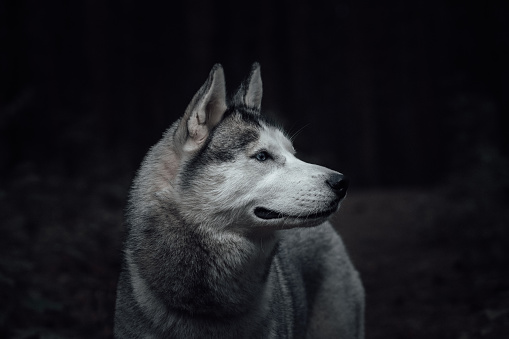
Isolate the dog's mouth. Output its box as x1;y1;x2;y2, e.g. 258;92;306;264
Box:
254;204;338;220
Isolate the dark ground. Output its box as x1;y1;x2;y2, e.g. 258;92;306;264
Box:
1;161;508;338
335;189;509;338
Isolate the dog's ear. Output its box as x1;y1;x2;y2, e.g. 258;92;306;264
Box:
175;64;227;153
233;62;262;111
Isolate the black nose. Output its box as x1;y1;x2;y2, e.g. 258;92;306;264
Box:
326;174;349;200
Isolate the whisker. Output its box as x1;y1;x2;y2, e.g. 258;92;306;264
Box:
289;123;310;142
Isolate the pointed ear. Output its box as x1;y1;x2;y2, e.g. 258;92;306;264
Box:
175;64;227;153
233;62;262;110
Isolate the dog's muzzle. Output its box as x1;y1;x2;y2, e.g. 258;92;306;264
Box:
253;173;349;221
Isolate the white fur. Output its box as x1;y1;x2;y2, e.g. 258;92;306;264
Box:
178;123;343;231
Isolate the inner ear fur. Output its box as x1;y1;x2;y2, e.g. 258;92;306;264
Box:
233;62;263;111
175;64;227;153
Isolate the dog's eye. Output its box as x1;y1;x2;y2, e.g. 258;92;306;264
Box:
254;151;270;162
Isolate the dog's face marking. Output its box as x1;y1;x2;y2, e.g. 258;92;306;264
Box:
176;107;345;231
179;109;262;189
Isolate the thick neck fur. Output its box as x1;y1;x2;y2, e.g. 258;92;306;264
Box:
127;208;278;318
125;126;279;320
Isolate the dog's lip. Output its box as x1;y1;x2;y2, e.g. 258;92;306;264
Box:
254;204;338;220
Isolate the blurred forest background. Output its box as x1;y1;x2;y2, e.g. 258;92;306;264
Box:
1;0;508;338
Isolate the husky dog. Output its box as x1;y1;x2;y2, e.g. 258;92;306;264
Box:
114;63;364;338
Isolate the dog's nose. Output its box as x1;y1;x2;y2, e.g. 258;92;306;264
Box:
326;174;349;200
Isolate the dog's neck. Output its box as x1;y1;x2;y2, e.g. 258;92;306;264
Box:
127;208;280;321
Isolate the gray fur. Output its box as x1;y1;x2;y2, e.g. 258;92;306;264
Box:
114;64;364;338
233;62;263;109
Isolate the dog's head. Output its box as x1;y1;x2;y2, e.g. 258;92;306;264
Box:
143;64;348;231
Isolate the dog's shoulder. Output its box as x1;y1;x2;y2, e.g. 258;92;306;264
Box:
277;222;359;292
277;223;364;339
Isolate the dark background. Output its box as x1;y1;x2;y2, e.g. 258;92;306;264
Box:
1;0;508;338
